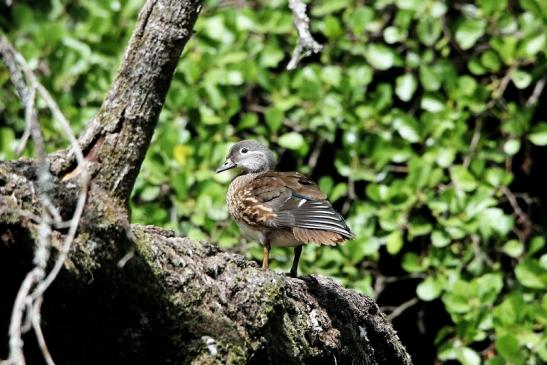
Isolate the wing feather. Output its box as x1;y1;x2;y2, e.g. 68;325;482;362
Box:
234;171;354;243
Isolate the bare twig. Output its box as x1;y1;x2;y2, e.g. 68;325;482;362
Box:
0;35;85;165
307;138;325;174
385;297;420;322
485;66;515;110
287;0;323;70
386;165;409;173
463;119;482;168
32;178;89;299
0;35;89;365
471;233;493;267
501;186;533;242
341;177;355;215
440;16;466;60
15;84;36;155
117;249;136;268
526;77;545;106
30;298;55;365
5;270;37;365
374;273;425;298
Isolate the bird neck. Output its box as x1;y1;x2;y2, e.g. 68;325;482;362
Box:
249;165;271;173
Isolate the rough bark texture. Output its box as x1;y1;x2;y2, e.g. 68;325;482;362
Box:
0;0;413;364
51;0;203;218
0;197;412;364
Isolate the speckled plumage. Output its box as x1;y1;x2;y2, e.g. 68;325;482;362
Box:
217;140;354;276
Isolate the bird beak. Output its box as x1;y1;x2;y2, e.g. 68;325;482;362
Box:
216;158;237;173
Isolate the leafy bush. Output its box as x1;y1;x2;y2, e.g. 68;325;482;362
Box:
1;0;546;363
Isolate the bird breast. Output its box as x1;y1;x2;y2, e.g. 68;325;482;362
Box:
226;172;262;219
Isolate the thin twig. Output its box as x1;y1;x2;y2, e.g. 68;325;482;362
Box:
486;66;515;110
386;165;409;173
4;270;39;365
0;34;90;365
287;0;323;70
440;16;466;60
463;119;482;168
385;297;420;322
526;77;545;106
501;186;533;242
15;84;36;155
32;178;89;299
0;36;85;165
341;177;355;215
31;298;56;365
307;138;324;174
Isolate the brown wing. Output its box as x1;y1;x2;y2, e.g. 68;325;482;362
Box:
235;172;354;244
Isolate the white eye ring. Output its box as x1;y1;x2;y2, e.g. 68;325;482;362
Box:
240;148;249;154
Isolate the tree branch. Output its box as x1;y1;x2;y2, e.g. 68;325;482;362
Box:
67;0;203;205
287;0;323;70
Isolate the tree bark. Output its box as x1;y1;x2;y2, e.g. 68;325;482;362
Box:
0;0;413;364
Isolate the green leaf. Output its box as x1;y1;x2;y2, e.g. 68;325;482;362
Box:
265;107;284;132
522;33;546;57
420;65;442;90
480;50;502;71
491;36;518;64
409;217;432;237
395;73;418;102
476;273;503;303
140;186;161;201
323;16;343;38
496;335;525;365
478;0;508;14
259;44;284;68
503;139;521;155
417;275;444;301
457;347;481;365
383;26;403;44
365;44;395;70
450;166;478;191
393;115;420;143
277;132;304;150
502;240;524;257
312;0;349;16
402;252;426;273
386;230;404;255
455;19;486;50
432;230;451;247
345;7;374;35
529;122;547;146
421;94;445;112
443;290;471;313
416;17;441;46
529;236;546;255
330;183;348;202
320;66;342;87
515;258;547;289
478;208;514;236
319;176;334;195
511;70;532;89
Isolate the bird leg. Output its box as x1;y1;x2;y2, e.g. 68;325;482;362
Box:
289;245;303;277
262;241;271;269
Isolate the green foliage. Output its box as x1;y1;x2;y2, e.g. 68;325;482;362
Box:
1;0;546;363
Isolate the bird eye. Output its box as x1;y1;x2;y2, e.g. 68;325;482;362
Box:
240;148;248;154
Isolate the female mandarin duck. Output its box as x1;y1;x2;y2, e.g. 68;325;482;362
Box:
216;140;354;277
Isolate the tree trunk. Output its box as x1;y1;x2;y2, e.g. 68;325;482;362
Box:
0;1;412;364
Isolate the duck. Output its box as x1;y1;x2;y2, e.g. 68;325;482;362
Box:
216;140;354;277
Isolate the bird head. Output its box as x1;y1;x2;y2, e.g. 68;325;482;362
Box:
216;140;276;173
